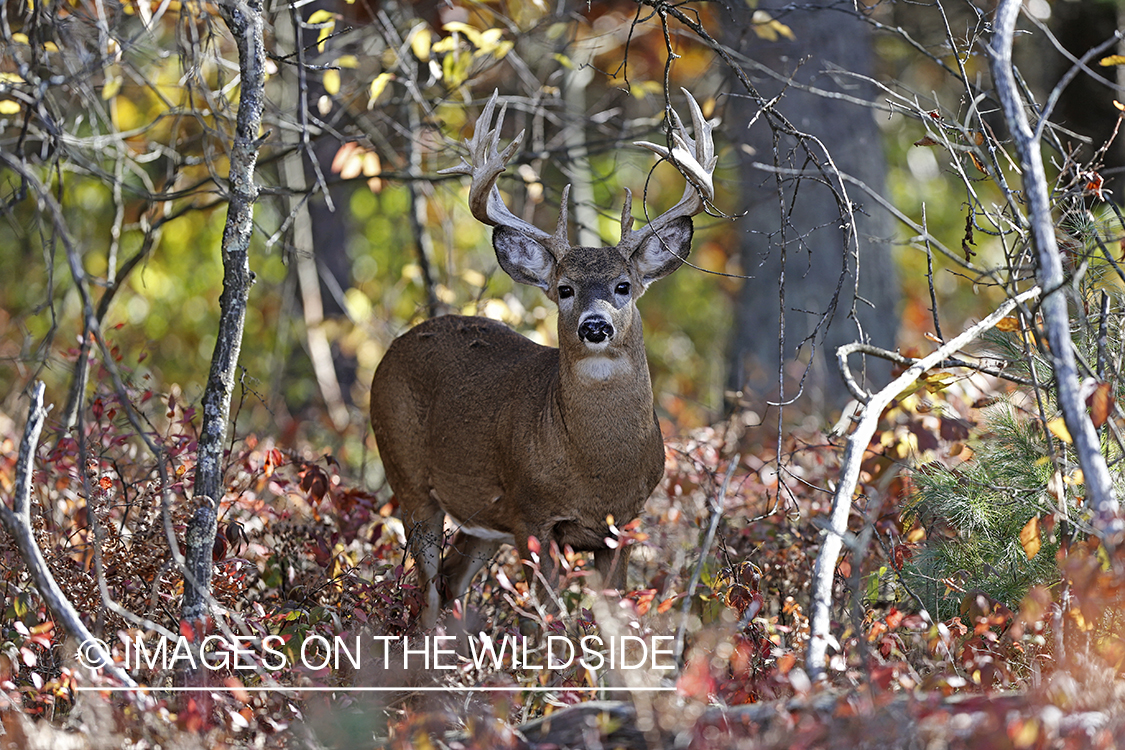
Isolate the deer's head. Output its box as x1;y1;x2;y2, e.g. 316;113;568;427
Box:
443;90;716;378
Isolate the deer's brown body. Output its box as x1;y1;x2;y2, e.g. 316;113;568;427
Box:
372;311;664;553
370;92;716;628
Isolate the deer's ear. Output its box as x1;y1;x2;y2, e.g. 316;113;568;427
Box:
493;227;555;290
631;217;693;285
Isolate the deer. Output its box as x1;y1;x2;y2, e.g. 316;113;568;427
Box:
370;90;716;629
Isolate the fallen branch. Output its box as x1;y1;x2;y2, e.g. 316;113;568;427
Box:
805;286;1041;681
0;383;148;701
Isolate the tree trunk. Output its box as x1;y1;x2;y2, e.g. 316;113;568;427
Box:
725;1;898;411
181;0;266;625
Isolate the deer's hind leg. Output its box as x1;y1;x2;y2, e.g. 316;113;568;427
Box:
440;533;502;607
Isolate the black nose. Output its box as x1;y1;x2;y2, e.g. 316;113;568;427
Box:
579;317;614;344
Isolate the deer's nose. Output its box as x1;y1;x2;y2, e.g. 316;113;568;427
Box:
578;316;614;344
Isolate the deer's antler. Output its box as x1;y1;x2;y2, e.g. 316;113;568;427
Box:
621;89;717;255
440;92;571;260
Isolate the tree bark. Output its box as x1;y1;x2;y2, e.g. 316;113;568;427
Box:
182;0;266;624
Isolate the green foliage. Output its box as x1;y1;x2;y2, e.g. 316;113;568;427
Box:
903;402;1063;620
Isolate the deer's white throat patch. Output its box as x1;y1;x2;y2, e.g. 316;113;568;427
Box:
574;355;630;382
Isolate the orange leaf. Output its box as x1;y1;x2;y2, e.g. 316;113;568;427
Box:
1088;381;1114;428
1020;516;1041;560
969;152;988;174
995;316;1021;332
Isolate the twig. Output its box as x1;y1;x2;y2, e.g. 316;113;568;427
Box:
836;342;1034;404
806;286;1041;681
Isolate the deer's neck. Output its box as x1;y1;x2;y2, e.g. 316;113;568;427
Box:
554;313;658;451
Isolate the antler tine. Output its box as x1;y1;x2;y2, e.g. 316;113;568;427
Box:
625;89;718;252
439;91;570;256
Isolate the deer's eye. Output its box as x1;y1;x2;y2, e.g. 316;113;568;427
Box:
558;285;574;299
615;282;631;296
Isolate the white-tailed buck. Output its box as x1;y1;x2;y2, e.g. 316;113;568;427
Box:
371;91;716;629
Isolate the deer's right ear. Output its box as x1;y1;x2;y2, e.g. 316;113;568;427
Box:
493;227;556;290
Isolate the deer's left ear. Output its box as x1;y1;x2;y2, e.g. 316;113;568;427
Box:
493;226;556;290
630;217;693;286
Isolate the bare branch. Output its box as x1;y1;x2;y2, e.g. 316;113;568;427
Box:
990;0;1121;541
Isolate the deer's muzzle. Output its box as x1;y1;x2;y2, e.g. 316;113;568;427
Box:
578;316;614;344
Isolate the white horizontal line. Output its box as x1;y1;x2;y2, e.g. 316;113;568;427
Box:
75;686;676;693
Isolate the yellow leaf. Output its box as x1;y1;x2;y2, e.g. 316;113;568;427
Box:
1046;417;1072;444
750;10;795;42
479;28;504;51
308;10;335;53
102;76;122;100
553;53;574;70
442;21;482;48
921;371;957;392
1115;100;1125;112
1019;516;1041;560
430;36;458;55
335;55;358;68
492;41;513;60
1099;55;1125;67
0;100;20;114
323;69;340;96
367;72;392;110
11;33;28;44
361;151;380;177
629;80;662;100
339;151;363;181
410;27;432;62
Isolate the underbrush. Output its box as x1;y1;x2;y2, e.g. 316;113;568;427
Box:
1;365;1124;749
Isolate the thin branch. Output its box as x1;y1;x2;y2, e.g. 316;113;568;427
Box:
990;0;1120;540
674;454;740;667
